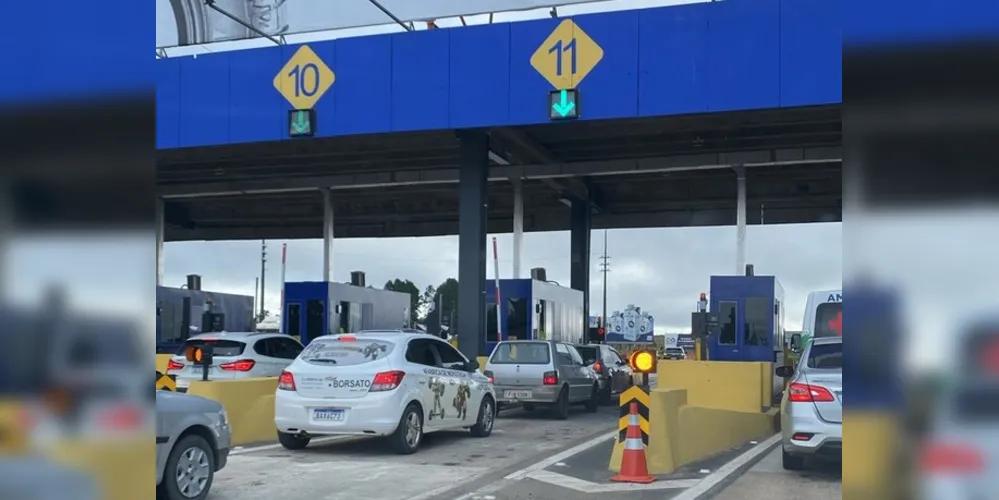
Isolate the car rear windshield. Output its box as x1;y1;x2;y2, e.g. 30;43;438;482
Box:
490;342;550;364
666;348;683;354
574;346;598;364
806;341;842;369
178;339;246;357
954;388;999;421
814;302;843;338
299;339;395;366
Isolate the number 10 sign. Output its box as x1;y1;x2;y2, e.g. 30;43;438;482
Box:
273;45;336;110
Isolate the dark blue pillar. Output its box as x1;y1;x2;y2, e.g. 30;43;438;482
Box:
570;197;591;334
456;130;489;360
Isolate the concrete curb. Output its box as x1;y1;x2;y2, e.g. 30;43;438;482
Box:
672;433;782;500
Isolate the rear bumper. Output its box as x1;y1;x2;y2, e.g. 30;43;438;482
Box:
782;402;842;458
274;389;408;437
494;384;560;405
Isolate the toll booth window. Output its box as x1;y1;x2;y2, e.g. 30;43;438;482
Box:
507;297;528;340
718;301;737;345
806;341;842;369
744;297;770;346
485;300;500;343
814;302;842;338
286;303;301;337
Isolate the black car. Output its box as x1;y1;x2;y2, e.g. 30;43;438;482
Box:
573;344;633;405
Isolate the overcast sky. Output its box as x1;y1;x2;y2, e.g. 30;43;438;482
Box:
162;222;843;333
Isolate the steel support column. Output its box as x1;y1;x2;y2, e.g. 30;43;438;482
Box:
321;188;335;282
156;197;165;286
735;166;747;275
511;178;524;278
456;130;489;360
570;196;591;332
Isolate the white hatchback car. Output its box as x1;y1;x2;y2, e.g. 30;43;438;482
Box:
166;332;304;391
274;330;496;454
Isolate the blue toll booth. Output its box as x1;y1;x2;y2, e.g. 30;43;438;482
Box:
482;279;585;356
708;275;785;363
283;280;412;345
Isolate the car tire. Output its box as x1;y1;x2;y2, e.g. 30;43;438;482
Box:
781;447;806;471
162;434;216;500
552;387;570;420
469;396;496;438
277;431;311;450
389;403;423;455
584;384;599;412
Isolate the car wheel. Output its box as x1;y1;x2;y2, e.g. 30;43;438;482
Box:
781;447;806;471
162;434;215;500
389;403;423;454
277;431;311;450
584;384;599;412
552;387;570;420
470;396;496;437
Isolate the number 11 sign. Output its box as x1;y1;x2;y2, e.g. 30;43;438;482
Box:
530;19;604;89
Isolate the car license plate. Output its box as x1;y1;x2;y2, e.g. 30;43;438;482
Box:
504;390;532;400
312;408;345;422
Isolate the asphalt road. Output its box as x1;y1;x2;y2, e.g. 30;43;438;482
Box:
205;403;621;500
709;446;841;500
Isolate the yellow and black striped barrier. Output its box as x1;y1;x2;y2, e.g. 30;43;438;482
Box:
618;385;650;445
156;371;177;391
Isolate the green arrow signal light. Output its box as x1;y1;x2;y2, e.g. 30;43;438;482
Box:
549;88;579;120
288;109;316;137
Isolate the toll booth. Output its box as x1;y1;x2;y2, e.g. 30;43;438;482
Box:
283;273;411;345
707;274;785;364
482;278;585;356
156;283;255;353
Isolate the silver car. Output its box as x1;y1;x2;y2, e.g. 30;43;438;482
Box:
156;391;231;500
776;336;842;470
484;340;600;419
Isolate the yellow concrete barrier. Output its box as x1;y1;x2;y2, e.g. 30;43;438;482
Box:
657;360;772;413
156;354;173;374
52;439;152;500
843;411;899;498
477;356;489;370
610;387;777;475
187;377;278;447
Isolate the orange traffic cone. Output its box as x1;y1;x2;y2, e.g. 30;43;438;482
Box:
611;402;656;483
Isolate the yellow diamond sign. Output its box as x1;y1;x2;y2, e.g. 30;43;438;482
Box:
273;45;335;109
530;19;604;89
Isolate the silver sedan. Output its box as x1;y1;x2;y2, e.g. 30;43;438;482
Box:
776;336;842;470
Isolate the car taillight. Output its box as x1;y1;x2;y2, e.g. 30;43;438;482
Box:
483;370;495;384
278;370;296;391
219;359;256;371
166;359;184;372
98;404;144;430
592;362;603;374
543;371;558;385
371;371;405;391
922;442;983;474
787;382;834;402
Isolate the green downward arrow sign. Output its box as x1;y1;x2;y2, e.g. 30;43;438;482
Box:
291;110;311;134
551;89;576;117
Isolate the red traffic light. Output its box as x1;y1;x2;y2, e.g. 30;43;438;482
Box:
597;328;605;336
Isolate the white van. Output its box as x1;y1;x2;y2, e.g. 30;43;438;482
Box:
801;289;842;347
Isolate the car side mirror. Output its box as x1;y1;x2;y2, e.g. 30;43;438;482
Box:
789;333;802;352
775;366;794;378
466;360;479;372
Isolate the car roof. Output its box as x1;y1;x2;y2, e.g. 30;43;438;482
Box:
312;330;440;341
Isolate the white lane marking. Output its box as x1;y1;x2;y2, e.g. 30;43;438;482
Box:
525;469;700;492
670;433;781;500
503;431;617;480
229;435;351;456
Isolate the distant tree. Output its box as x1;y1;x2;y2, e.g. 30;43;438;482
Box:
419;285;437;321
424;278;459;336
383;279;422;326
